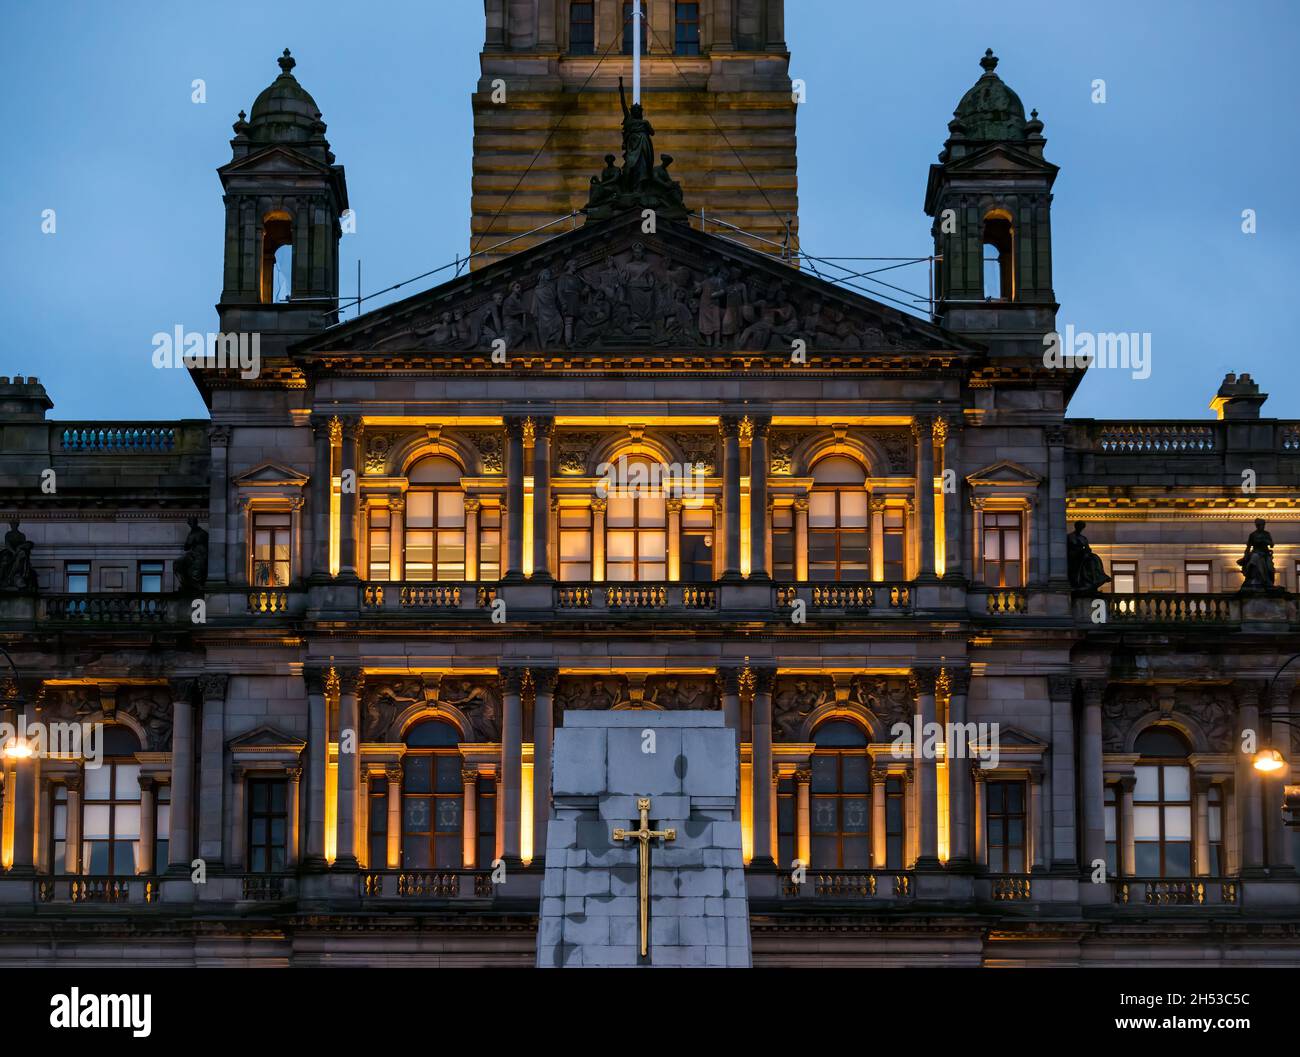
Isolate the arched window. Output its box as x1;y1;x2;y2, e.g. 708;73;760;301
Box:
81;725;143;876
405;457;466;581
260;210;293;304
1133;726;1192;877
606;456;667;581
808;456;869;581
809;721;870;868
981;211;1014;301
402;720;463;868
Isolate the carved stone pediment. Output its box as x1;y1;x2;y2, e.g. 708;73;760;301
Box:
362;675;501;743
643;675;717;711
849;675;914;731
554;675;630;723
291;215;980;362
772;675;834;740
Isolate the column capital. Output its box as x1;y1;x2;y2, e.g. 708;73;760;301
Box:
198;673;228;702
716;667;742;695
461;768;479;785
1116;774;1137;793
793;768;811;785
529;666;559;695
718;415;743;438
971;767;989;784
909;667;941;696
910;415;934;439
1267;677;1295;708
1081;679;1108;707
385;763;403;783
945;666;972;696
303;667;333;696
1234;680;1264;710
209;424;232;447
333;667;365;696
750;666;777;695
666;497;684;513
499;667;527;694
748;417;771;438
288;764;303;783
390;495;406;513
64;774;83;794
870;767;890;785
1047;673;1076;701
338;415;364;441
504;416;528;438
530;417;554;439
168;677;198;703
591;496;608;513
793;496;809;512
932;416;950;443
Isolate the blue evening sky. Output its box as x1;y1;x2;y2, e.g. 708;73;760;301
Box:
1;0;1296;421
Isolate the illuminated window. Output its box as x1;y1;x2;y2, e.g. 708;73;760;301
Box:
405;457;466;581
809;721;871;869
776;774;796;866
81;725;142;876
478;505;502;581
559;506;593;581
247;778;288;873
367;776;388;868
1110;560;1137;594
569;2;595;54
680;505;714;582
1185;560;1211;594
771;506;794;580
808;457;869;581
982;511;1022;588
882;507;906;581
65;561;90;593
368;508;391;581
1207;785;1224;875
154;784;170;871
251;511;291;586
476;774;497;867
1133;727;1192;878
987;780;1026;873
138;561;164;594
674;2;700;55
1104;784;1118;877
606;459;667;581
884;774;906;869
981;212;1014;301
402;720;464;869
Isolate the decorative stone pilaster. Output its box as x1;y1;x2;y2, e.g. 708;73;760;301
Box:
499;667;526;862
333;667;364;869
503;417;527;581
719;416;743;580
909;666;941;868
750;666;776;866
748;417;771;580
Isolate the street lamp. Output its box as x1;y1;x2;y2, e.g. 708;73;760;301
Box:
1250;652;1300;774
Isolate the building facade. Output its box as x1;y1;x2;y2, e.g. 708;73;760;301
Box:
0;7;1298;967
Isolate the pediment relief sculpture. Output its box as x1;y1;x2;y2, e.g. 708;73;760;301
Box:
363;676;501;742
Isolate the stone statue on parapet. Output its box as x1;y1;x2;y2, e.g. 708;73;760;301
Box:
1066;521;1111;595
175;516;208;594
584;78;689;224
0;520;36;593
1238;518;1276;591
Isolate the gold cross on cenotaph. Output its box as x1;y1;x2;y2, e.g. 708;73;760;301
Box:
612;797;676;957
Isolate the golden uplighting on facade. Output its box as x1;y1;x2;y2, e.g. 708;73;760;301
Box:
1254;748;1286;773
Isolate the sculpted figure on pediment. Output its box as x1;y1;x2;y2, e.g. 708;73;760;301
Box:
773;676;832;740
645;675;716;711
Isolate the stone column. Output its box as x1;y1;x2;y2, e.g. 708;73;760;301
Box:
228;496;246;588
139;776;157;875
1047;674;1078;871
720;416;743;580
503;417;527;580
718;667;741;750
1030;767;1047;872
1080;680;1107;873
750;667;776;866
1046;425;1069;585
197;674;228;867
531;418;553;581
1118;775;1136;876
309;416;334;577
912;417;937;580
337;417;362;579
712;0;734;48
937;417;962;579
946;667;973;866
794;769;811;867
1194;775;1213;877
208;425;231;583
303;669;330;869
532;667;557;863
389;497;406;582
499;667;525;862
64;776;82;875
166;681;195;872
462;498;479;582
333;668;363;869
667;499;683;581
748;418;771;580
229;766;246;871
910;667;940;868
793;497;809;581
871;768;888;868
973;769;988;867
462;768;478;868
1236;682;1266;873
591;498;607;581
1267;680;1296;872
287;766;301;868
869;498;885;581
384;764;402;869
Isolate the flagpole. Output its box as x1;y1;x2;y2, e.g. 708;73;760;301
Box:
632;0;641;104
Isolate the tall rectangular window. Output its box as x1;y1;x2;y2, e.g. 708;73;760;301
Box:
477;775;497;869
1207;785;1223;875
1133;761;1192;877
1185;560;1211;594
569;2;595;55
776;775;796;867
559;507;593;581
251;511;291;586
368;777;388;869
406;489;466;581
681;505;715;582
368;508;391;581
1104;784;1118;876
808;490;869;581
607;494;666;581
674;2;701;54
66;561;91;593
248;778;288;873
982;511;1022;588
138;561;164;594
623;1;649;54
885;775;906;869
479;505;502;581
154;784;170;872
987;780;1026;873
1110;560;1137;594
53;785;68;874
771;506;794;580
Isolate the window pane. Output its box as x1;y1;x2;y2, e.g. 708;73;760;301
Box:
1164;805;1192;841
839;492;868;527
437;492;466;526
638;532;667;562
1133;806;1161;841
1163;765;1190;802
1133;766;1159;802
607;497;635;528
83;805;111;840
638;497;666;527
808;493;836;528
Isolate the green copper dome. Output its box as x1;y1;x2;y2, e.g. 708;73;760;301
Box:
247;49;324;145
950;49;1028;142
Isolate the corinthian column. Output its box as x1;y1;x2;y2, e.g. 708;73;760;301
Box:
748;418;771;580
946;667;973;867
531;418;553;581
1080;679;1107;873
499;667;525;862
302;668;330;870
912;417;937;581
503;417;527;581
333;668;364;869
1236;682;1266;874
750;667;776;867
719;416;743;580
309;414;333;578
531;667;558;862
911;667;941;868
166;679;196;873
337;417;362;580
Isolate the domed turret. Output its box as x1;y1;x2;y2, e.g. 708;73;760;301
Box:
940;50;1047;164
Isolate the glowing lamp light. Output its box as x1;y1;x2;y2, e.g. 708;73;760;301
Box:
2;738;34;760
1253;748;1286;774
